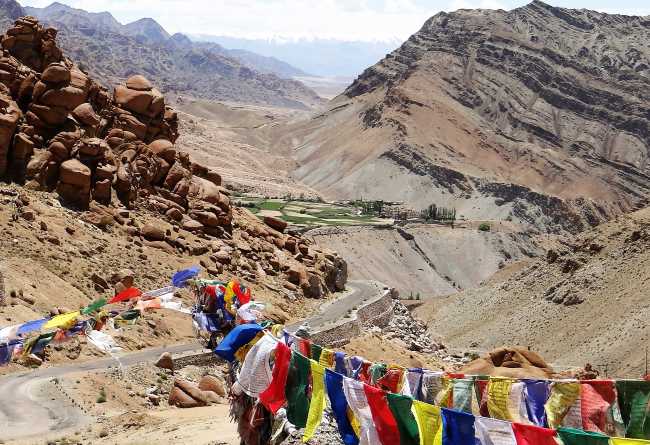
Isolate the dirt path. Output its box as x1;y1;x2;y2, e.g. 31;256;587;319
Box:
0;343;203;442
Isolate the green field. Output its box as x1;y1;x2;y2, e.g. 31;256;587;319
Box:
234;198;392;228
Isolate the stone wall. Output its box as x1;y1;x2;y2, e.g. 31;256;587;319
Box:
311;289;395;348
172;351;221;369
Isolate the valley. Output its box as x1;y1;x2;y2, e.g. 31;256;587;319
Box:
0;1;649;444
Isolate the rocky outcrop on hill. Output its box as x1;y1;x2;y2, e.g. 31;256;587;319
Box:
282;1;650;233
0;16;346;299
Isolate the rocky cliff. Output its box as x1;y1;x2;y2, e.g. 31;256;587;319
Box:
282;1;650;233
0;16;346;302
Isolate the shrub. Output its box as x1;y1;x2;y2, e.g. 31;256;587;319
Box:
478;223;491;232
96;388;107;404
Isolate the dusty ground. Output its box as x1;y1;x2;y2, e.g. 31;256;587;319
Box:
8;359;238;445
307;223;540;298
415;207;650;377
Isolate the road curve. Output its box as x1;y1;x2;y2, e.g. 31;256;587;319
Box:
0;342;203;442
286;279;388;333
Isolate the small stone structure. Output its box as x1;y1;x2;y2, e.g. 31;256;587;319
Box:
311;288;395;348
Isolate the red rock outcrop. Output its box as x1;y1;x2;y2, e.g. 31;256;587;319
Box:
0;16;348;299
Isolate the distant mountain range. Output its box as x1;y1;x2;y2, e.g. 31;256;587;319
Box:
2;1;321;109
192;35;402;78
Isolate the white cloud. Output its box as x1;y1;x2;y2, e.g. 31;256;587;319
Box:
22;0;456;41
22;0;649;42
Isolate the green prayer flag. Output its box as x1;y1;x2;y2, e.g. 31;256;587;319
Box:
387;392;419;445
616;380;650;439
311;343;323;362
116;309;141;321
285;352;311;428
369;363;387;385
82;298;107;315
557;427;610;445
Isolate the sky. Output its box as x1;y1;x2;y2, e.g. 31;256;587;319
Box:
22;0;650;42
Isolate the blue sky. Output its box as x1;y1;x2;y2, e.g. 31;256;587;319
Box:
22;0;650;41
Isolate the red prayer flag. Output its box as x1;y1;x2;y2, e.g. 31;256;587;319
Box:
109;287;142;304
580;380;617;433
512;423;557;445
364;384;401;445
259;342;291;414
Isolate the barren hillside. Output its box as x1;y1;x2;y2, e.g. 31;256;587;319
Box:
307;223;540;298
277;1;650;233
415;206;650;376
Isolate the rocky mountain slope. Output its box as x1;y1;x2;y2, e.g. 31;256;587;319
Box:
306;223;540;297
17;1;322;109
0;16;347;360
414;206;650;376
279;1;650;233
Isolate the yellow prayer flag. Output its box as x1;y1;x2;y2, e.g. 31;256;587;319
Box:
303;361;326;442
544;382;581;429
435;376;453;407
347;407;361;438
609;439;650;445
412;400;443;445
224;281;236;315
487;377;514;421
43;311;80;330
318;348;334;368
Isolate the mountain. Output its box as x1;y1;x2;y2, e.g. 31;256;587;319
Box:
0;0;24;28
122;17;170;44
192;35;401;78
23;1;121;33
225;48;308;77
277;1;650;233
21;2;322;109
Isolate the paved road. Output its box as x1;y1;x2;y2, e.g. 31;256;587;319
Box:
286;280;387;333
0;342;203;442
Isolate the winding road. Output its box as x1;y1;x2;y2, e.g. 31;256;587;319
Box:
286;279;388;333
0;280;386;442
0;343;204;442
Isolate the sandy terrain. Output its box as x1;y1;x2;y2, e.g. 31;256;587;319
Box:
172;97;320;198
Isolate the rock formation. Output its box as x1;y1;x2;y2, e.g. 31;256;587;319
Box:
0;16;347;299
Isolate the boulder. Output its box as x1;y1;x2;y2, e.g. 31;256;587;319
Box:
287;264;308;285
39;86;86;110
141;224;165;241
72;103;99;126
149;139;176;163
198;375;226;397
41;63;70;84
58;159;90;187
168;386;200;409
263;216;287;233
0;95;22;176
114;85;153;115
125;75;152;91
154;352;174;371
